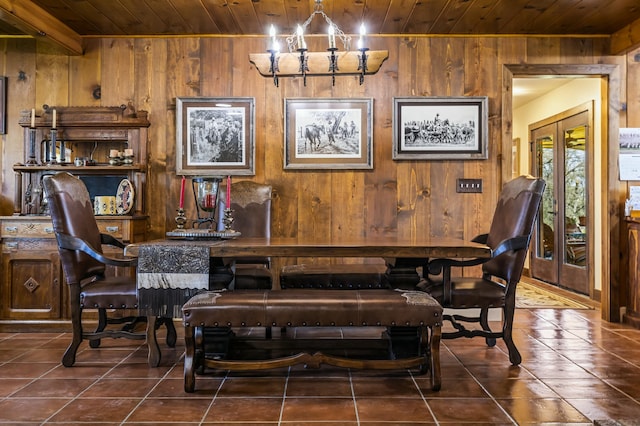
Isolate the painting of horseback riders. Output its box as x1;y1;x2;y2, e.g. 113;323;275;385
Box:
176;97;255;175
285;98;373;169
392;97;488;160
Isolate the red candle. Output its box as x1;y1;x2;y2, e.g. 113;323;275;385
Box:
179;176;186;209
226;175;231;208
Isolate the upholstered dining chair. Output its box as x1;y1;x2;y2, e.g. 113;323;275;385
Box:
43;172;176;367
419;175;545;365
216;180;273;290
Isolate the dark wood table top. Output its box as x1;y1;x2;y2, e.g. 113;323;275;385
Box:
126;236;492;259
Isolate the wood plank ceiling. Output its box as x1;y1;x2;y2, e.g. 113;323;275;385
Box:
1;0;640;54
23;0;640;36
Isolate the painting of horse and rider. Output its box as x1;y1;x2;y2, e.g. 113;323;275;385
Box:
285;98;373;169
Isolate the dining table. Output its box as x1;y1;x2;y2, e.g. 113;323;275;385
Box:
125;235;493;367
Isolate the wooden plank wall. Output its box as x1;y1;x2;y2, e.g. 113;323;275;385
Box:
0;34;630;275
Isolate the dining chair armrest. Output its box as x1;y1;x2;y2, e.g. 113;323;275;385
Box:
100;233;127;249
425;234;529;305
56;232;138;268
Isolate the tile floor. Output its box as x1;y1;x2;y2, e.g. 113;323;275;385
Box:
2;307;640;424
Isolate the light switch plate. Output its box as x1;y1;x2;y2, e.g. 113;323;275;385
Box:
456;178;483;193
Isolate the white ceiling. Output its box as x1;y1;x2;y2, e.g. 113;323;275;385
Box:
513;78;575;109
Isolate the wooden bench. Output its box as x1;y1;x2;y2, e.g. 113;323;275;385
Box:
182;288;443;392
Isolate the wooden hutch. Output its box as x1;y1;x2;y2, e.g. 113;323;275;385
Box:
0;105;150;330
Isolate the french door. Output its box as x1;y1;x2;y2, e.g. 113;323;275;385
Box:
529;105;591;295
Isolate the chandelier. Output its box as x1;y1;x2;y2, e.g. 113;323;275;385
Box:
249;0;388;87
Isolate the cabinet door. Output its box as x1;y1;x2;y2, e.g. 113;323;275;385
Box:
1;244;62;320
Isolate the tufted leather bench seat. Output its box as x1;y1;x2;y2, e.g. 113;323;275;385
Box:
182;288;442;392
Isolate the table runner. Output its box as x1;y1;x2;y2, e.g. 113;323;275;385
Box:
137;244;210;317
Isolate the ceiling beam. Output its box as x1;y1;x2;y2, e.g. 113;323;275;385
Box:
611;17;640;55
0;0;83;55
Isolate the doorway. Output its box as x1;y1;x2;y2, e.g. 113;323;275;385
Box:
505;64;620;321
529;105;592;295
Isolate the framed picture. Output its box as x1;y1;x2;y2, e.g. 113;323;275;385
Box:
176;97;255;176
392;96;488;160
284;98;373;169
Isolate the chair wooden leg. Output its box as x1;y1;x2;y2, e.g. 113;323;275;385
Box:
502;305;521;365
63;285;83;367
146;316;161;367
89;308;108;348
479;308;497;347
164;318;177;348
429;325;442;391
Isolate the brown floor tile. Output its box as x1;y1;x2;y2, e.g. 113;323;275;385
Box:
79;377;159;397
0;397;71;422
0;378;31;397
567;397;640;421
475;378;559;399
47;398;141;423
286;376;352;397
351;377;423;398
356;398;435;422
281;397;357;422
148;377;222;397
12;378;96;398
0;361;58;378
426;398;513;423
204;397;283;422
498;397;591;423
217;377;287;397
416;377;490;398
126;398;211;422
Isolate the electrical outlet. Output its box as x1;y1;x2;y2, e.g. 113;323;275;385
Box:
456;178;483;193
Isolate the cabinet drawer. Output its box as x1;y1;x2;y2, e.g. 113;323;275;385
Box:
1;221;55;238
97;220;127;239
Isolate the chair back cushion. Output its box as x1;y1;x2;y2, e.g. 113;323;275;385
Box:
43;172;105;284
218;181;272;238
483;175;546;284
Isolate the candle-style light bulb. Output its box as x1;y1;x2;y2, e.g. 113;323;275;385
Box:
328;24;336;49
296;25;306;50
269;25;276;46
358;23;366;49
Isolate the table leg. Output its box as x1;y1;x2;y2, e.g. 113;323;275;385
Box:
146;316;161;367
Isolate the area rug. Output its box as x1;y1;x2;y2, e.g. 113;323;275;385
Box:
516;281;592;309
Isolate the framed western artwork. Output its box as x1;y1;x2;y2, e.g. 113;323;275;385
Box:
284;98;373;169
392;96;488;160
176;97;255;176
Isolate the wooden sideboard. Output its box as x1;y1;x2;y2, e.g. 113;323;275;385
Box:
0;215;147;330
0;106;150;331
625;218;640;328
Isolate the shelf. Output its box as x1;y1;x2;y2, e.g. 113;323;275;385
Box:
14;164;145;173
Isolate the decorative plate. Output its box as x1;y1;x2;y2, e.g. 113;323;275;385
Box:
116;179;134;215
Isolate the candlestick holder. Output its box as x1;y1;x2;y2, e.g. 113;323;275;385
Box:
328;47;339;86
49;128;57;164
175;208;187;229
297;48;308;86
223;207;235;232
268;48;280;87
26;128;38;165
358;47;369;85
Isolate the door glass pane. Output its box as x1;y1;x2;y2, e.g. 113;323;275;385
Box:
536;134;554;260
564;125;586;267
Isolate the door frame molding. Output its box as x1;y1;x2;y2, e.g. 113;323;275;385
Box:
503;64;621;322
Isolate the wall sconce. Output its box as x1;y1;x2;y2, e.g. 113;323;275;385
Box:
249;0;388;87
